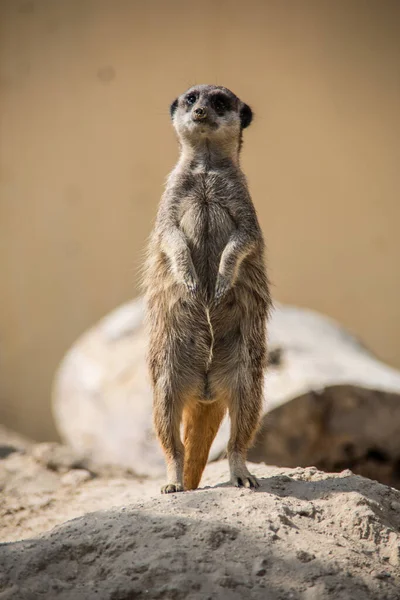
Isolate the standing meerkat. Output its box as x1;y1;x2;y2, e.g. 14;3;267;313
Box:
144;84;271;493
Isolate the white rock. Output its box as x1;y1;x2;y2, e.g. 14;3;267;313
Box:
52;298;400;479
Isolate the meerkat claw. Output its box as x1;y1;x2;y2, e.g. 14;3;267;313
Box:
231;473;259;489
161;483;184;494
185;278;198;295
245;475;260;488
214;275;230;303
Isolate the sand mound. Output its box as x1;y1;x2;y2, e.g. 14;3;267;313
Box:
1;445;399;599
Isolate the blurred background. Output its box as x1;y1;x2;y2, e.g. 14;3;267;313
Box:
1;0;399;443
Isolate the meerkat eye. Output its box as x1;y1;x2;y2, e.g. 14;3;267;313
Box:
212;95;230;115
186;94;197;105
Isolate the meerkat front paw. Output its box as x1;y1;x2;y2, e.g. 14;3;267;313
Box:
161;483;184;494
214;273;231;303
183;272;199;296
184;280;198;295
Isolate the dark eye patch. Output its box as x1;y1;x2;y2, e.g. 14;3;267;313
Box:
186;93;197;105
211;94;231;115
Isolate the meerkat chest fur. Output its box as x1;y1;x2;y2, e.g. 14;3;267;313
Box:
174;161;245;294
147;84;268;307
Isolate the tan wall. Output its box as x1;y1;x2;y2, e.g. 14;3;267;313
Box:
1;0;399;441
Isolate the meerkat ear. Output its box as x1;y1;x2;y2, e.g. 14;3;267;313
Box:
240;103;253;129
170;98;178;119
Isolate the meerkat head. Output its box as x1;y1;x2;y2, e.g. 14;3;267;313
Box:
169;84;253;156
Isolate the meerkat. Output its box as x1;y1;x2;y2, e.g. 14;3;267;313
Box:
144;84;271;493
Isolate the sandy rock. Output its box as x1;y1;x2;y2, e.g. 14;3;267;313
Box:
52;298;400;486
60;469;92;486
0;450;399;600
249;384;400;488
32;442;87;473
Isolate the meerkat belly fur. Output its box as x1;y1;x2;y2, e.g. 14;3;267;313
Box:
144;84;271;493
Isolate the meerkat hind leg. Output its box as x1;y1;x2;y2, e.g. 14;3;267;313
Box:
153;387;185;494
227;382;262;489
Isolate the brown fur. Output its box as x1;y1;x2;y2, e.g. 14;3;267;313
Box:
183;400;226;490
143;85;271;493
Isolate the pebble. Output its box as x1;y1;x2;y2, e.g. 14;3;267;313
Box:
252;557;268;576
61;469;92;486
371;570;391;579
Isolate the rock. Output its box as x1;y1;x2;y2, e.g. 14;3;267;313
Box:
371;570;391;580
32;442;87;473
252;557;268;576
52;298;400;486
0;458;400;600
296;550;316;563
60;469;92;486
52;298;162;477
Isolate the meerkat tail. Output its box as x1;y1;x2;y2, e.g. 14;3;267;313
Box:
183;401;226;490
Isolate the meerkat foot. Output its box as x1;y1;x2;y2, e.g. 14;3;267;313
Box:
231;473;259;489
229;460;260;489
161;482;184;494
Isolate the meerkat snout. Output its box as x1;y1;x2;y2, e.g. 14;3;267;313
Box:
193;106;207;120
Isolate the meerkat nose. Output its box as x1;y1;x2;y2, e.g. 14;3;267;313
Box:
193;107;207;120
